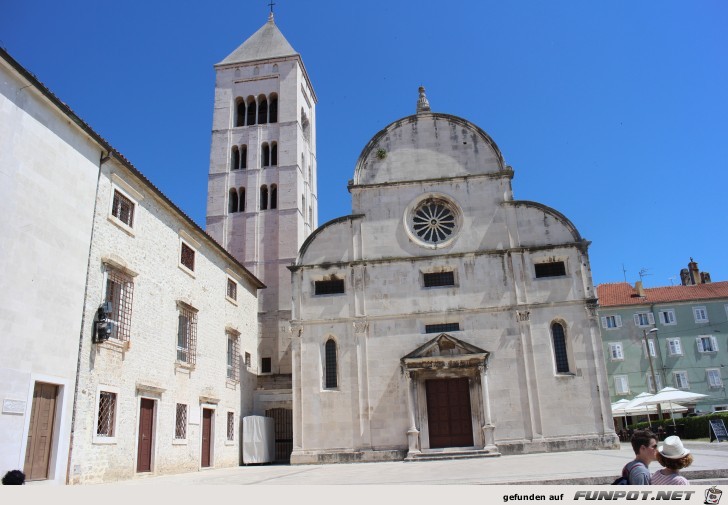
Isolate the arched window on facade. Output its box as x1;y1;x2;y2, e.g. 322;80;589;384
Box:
258;95;268;125
239;187;246;212
270;184;277;209
246;96;256;126
231;146;240;171
269;94;278;123
228;188;238;213
240;145;247;169
551;322;570;373
260;185;268;210
324;338;337;389
271;142;278;166
235;99;245;127
261;143;270;167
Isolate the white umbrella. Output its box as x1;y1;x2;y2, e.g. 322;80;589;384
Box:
635;387;708;427
611;399;631;430
623;392;656;426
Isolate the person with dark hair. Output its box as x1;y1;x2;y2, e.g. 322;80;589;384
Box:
618;429;658;485
651;436;693;485
2;469;25;485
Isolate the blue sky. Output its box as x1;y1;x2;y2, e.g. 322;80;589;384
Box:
2;1;726;287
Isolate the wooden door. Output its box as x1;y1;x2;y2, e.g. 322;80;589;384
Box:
24;383;58;481
136;398;154;472
426;378;474;449
201;408;213;467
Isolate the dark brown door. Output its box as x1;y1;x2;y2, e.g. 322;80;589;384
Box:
265;408;293;463
201;408;213;467
426;378;474;449
136;398;154;472
24;382;58;481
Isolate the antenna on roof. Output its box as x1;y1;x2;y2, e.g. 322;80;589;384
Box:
638;268;651;284
668;276;677;286
622;264;628;283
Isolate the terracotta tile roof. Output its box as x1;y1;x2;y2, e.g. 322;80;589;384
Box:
597;281;728;307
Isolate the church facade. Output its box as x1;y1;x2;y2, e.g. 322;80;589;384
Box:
288;91;619;462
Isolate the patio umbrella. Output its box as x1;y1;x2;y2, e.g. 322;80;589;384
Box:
634;387;708;427
623;392;656;427
611;399;631;429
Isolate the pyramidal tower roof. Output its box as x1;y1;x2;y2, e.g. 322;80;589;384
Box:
218;13;298;66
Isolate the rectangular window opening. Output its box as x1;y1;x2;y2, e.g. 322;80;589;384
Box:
261;357;272;374
97;391;117;437
535;261;566;278
112;190;135;227
175;403;187;440
227;333;240;381
105;268;134;342
177;306;197;365
314;278;344;295
227;278;237;301
180;242;195;272
227;412;235;441
425;322;460;334
423;271;455;288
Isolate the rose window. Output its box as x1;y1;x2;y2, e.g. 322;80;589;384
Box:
411;199;457;244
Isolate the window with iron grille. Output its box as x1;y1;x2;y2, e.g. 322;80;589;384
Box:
227;412;235;441
180;242;195;272
425;322;460;334
551;322;570;373
104;267;134;342
423;271;455;288
244;352;251;367
175;403;187;439
314;278;344;295
535;261;566;278
227;332;240;381
324;339;337;389
261;357;271;373
96;391;117;437
177;306;197;365
112;190;135;228
227;278;237;301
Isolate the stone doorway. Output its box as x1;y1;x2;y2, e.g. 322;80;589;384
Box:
425;378;474;448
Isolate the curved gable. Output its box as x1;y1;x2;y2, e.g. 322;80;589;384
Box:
353;113;506;186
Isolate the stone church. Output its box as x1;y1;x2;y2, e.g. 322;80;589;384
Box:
207;14;618;463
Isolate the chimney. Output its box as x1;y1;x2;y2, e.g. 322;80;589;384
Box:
688;258;700;285
635;280;645;297
680;268;690;286
701;272;712;284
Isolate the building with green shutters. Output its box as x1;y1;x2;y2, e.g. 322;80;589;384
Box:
597;260;728;416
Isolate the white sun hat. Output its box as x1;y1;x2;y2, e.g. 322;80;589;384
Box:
659;436;690;459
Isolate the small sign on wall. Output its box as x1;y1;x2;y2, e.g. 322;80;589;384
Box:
2;399;26;415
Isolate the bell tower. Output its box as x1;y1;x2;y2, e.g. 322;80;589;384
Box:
206;12;318;432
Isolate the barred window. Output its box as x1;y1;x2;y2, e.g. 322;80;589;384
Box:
551;322;570;373
535;261;566;278
324;339;337;389
180;242;195;272
112;190;134;227
177;305;197;365
314;278;344;295
105;268;134;342
96;391;117;437
175;403;187;439
244;352;251;367
227;332;240;381
423;271;455;287
227;412;235;441
425;323;460;334
227;278;237;301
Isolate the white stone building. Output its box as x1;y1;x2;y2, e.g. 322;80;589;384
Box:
0;48;101;484
68;152;263;484
288;90;619;463
0;47;264;484
205;14;317;460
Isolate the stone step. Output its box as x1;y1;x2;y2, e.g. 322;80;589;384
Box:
404;449;501;462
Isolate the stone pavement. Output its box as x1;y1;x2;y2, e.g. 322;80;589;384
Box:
103;442;728;486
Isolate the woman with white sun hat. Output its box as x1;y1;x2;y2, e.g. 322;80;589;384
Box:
650;436;693;485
